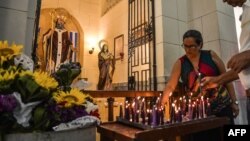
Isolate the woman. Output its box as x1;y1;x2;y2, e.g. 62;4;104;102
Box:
97;44;115;90
161;29;239;124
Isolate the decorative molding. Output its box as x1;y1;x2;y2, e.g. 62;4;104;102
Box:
101;0;122;16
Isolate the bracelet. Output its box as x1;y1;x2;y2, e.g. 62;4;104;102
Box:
233;100;239;105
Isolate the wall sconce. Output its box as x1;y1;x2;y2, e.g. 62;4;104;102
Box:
89;47;94;54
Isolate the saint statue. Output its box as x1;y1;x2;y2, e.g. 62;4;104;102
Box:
97;44;116;90
42;16;77;73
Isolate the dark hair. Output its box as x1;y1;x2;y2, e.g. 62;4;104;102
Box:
101;44;109;52
183;29;203;48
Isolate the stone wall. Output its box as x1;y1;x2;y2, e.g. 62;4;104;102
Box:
0;0;37;57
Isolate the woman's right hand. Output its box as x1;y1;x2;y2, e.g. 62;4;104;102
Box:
161;90;172;106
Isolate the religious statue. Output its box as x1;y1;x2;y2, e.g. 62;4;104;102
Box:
42;15;77;73
97;43;116;90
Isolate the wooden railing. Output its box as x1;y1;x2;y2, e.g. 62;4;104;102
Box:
83;90;162;121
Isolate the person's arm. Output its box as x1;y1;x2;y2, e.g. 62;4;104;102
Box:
227;50;250;73
161;60;181;105
213;70;239;85
211;50;239;117
201;70;239;89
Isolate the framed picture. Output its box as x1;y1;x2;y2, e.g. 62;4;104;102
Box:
114;34;124;59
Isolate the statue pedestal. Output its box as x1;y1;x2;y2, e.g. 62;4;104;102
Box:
3;126;96;141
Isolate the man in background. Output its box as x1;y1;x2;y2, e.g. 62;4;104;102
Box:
202;0;250;124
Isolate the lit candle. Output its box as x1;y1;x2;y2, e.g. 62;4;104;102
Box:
141;98;145;111
177;107;182;122
179;97;183;111
147;109;152;125
160;106;164;125
156;97;160;107
131;102;135;122
119;103;123;118
136;110;139;123
206;98;211;116
198;72;202;94
170;103;175;123
125;104;130;120
152;105;157;126
183;98;187;116
156;107;160;125
141;108;146;124
188;104;192;120
202;96;206;118
191;104;195;120
195;101;198;119
134;97;139;112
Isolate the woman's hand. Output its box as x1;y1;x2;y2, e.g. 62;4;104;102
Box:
161;90;173;106
161;93;169;106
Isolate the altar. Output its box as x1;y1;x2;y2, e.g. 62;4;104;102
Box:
97;116;229;141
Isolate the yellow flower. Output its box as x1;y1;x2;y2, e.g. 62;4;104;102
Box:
53;88;90;108
19;70;33;77
0;68;18;81
0;41;23;65
33;71;58;90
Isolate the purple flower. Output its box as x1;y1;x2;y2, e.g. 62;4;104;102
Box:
0;95;18;112
48;102;89;124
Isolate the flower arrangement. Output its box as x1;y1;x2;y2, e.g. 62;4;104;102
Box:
0;41;99;135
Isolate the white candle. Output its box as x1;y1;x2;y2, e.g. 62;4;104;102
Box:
202;96;206;118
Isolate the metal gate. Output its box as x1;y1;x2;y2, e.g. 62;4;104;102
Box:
128;0;156;90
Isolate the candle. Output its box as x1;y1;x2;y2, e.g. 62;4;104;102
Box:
177;107;182;122
141;108;146;124
136;110;139;122
157;97;161;107
195;101;199;119
206;98;211;116
198;72;202;94
191;104;195;120
147;109;152;125
202;96;206;118
119;103;123;118
141;98;145;111
131;102;135;122
134;97;138;112
156;107;160;125
152;105;157;126
159;93;162;106
125;105;130;120
160;106;164;125
170;103;175;123
183;98;187;116
188;104;192;120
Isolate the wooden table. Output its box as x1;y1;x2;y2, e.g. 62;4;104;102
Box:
97;116;229;141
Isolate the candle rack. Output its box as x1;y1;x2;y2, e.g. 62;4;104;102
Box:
116;115;216;130
117;94;213;129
